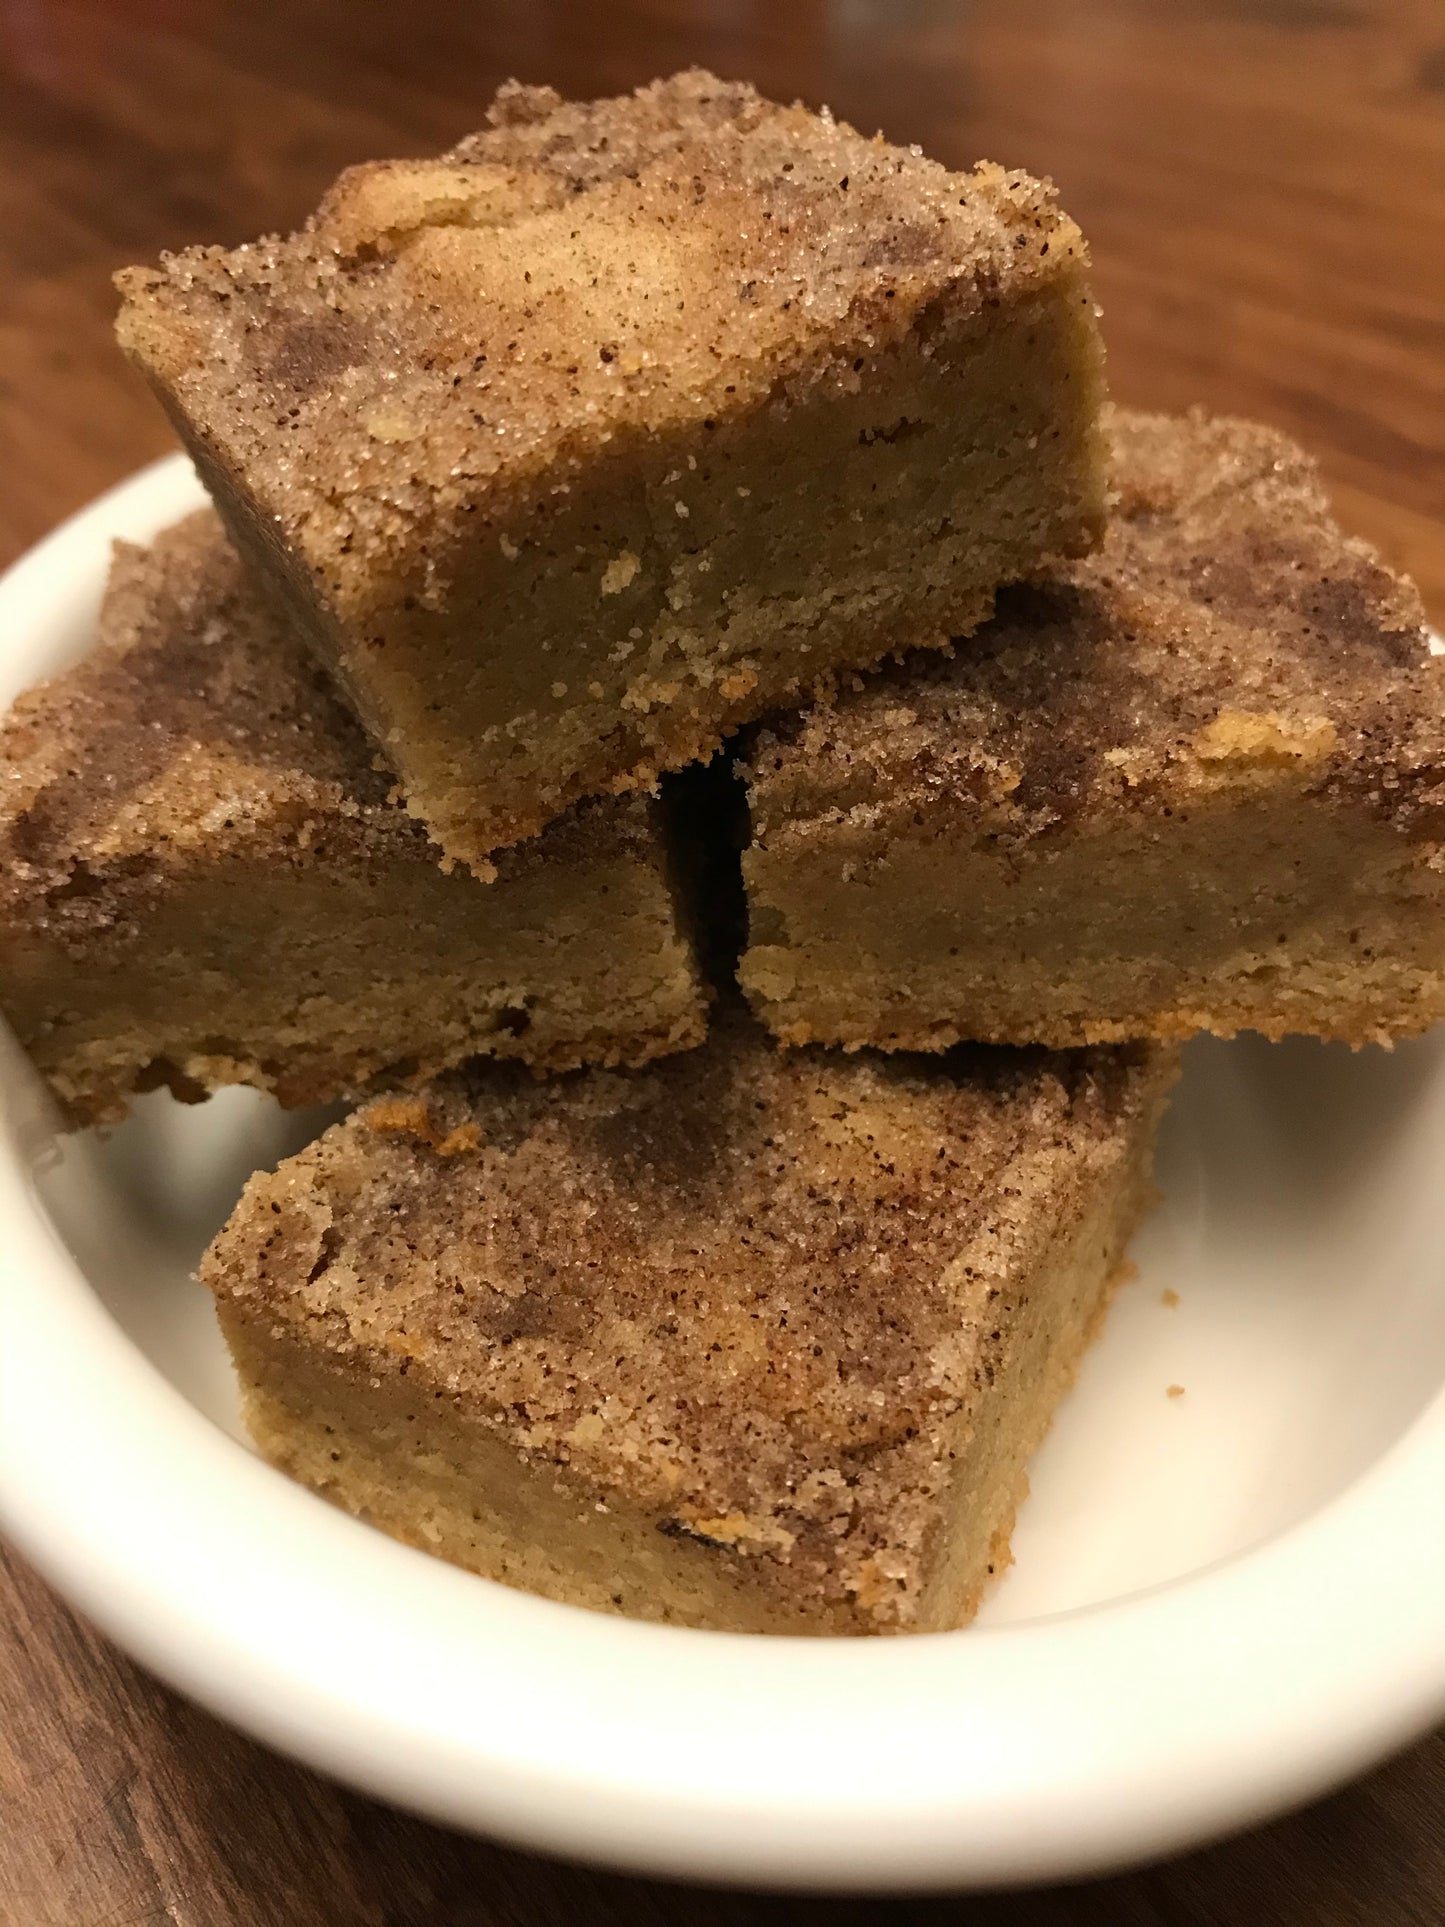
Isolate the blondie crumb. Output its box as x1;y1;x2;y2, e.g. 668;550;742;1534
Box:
0;514;707;1122
741;408;1445;1051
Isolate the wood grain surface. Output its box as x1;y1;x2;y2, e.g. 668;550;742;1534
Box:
1;0;1442;1920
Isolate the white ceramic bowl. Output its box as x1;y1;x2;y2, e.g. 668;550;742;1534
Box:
1;460;1443;1892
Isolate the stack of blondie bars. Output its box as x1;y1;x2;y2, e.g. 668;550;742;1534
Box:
4;73;1443;1634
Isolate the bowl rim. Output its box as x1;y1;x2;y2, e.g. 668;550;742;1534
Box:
1;460;1443;1892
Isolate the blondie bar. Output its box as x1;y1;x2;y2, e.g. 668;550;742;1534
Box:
117;71;1109;872
201;1019;1173;1635
0;514;706;1124
741;409;1445;1050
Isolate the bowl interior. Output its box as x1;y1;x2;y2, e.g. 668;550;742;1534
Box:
32;1024;1445;1626
5;457;1445;1888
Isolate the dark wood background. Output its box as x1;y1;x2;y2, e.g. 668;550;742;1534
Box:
2;0;1442;1920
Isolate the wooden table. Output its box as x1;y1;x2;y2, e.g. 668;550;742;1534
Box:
1;1;1442;1919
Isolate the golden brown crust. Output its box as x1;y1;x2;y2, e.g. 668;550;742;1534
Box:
202;1016;1173;1623
115;72;1106;871
116;71;1089;607
0;513;393;910
746;408;1442;847
766;996;1445;1055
